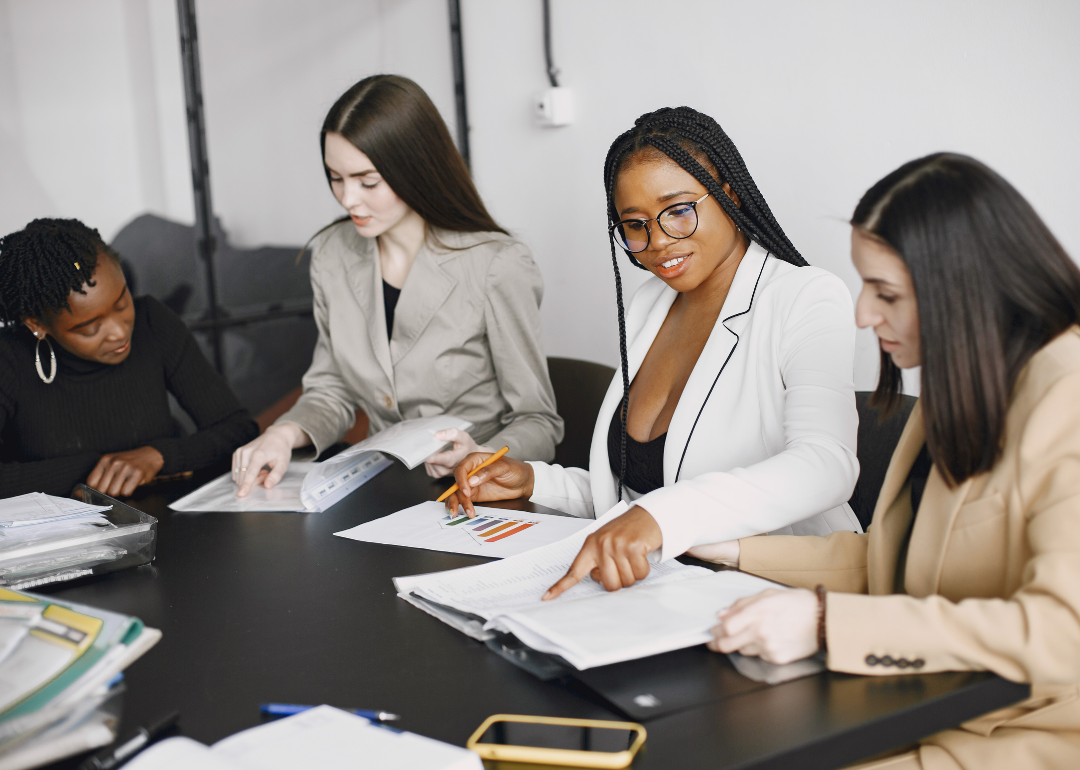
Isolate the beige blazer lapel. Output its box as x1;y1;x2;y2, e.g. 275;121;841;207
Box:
866;401;926;594
389;242;457;366
343;230;395;386
903;467;977;598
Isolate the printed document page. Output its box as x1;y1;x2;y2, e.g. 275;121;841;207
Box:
169;463;315;513
171;417;471;514
298;415;473;510
393;503;780;669
335;502;591;559
124;706;482;770
492;570;776;669
393;503;709;621
0;494;110;527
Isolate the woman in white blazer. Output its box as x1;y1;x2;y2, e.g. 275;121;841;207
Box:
446;107;861;597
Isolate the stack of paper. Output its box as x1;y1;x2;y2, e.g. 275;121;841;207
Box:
0;494;119;588
0;587;160;769
123;705;480;770
171;415;473;513
0;494;112;529
394;505;777;670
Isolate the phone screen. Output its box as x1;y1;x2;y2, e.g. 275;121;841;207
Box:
479;721;637;752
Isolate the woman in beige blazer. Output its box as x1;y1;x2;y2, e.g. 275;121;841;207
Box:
698;154;1080;769
233;76;562;495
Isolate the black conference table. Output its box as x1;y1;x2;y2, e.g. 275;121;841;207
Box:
41;460;1028;770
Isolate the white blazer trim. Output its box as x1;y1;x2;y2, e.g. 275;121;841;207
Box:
529;242;862;560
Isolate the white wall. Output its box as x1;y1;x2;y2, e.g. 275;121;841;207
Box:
0;0;191;240
461;0;1080;388
2;0;1079;391
0;0;454;246
192;0;456;247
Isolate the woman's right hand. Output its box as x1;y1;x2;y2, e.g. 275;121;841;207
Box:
233;423;308;497
443;451;534;517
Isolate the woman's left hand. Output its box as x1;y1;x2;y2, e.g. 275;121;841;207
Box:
707;587;820;665
86;446;166;497
425;429;492;478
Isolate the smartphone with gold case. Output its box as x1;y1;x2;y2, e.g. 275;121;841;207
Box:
466;714;646;768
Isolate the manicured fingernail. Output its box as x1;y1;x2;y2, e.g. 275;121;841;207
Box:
469;477;479;486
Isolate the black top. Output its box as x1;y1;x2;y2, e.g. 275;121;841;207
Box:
0;296;258;497
607;407;666;495
909;445;933;515
383;280;401;340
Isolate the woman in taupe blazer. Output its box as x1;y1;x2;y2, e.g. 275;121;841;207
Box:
233;75;562;495
695;154;1080;769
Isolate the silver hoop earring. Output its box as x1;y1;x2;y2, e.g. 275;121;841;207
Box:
35;335;56;384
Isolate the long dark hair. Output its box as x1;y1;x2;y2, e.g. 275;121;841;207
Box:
320;74;506;237
603;106;806;499
853;153;1080;485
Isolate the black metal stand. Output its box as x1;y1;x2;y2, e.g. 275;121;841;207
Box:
448;0;470;170
176;0;223;372
171;3;471;378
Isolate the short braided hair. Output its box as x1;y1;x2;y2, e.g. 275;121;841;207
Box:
602;107;806;500
0;218;113;327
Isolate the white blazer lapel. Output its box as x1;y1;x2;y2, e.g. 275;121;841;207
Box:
665;244;770;483
587;282;677;511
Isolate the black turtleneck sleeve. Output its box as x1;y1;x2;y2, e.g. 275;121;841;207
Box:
0;296;258;497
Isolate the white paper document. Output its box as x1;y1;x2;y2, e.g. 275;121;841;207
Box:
123;706;481;770
0;494;111;528
170;416;471;513
334;502;591;559
169;463;317;513
393;503;776;669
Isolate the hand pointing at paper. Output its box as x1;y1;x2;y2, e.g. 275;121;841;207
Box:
446;452;666;598
542;507;663;600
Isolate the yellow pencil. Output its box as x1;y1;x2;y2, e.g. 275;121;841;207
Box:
436;446;509;503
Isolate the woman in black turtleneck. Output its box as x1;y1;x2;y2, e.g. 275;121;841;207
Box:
0;218;258;498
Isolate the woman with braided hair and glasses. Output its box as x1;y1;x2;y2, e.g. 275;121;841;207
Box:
0;218;258;498
445;106;861;598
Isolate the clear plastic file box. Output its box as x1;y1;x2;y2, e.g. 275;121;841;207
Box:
0;485;157;590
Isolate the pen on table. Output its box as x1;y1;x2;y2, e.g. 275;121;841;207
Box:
260;703;400;721
78;710;179;770
436;445;509;504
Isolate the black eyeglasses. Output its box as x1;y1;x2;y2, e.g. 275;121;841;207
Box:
609;193;711;254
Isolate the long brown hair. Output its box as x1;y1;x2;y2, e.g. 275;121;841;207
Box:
853;153;1080;485
321;74;506;237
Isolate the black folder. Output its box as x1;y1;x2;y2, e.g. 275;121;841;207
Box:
487;633;773;720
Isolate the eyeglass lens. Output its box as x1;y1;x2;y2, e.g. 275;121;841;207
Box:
612;202;699;254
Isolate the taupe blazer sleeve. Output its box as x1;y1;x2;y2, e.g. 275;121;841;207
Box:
276;243;362;455
276;223;562;461
479;241;562;460
827;370;1080;685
